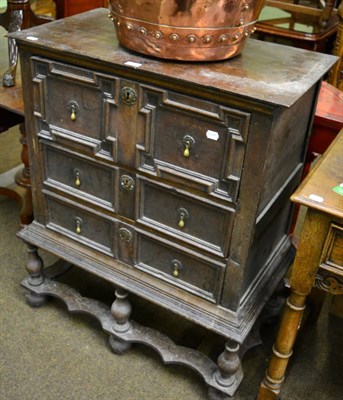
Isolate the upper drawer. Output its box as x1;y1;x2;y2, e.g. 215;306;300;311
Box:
137;177;234;257
137;87;251;202
42;143;116;211
31;57;119;160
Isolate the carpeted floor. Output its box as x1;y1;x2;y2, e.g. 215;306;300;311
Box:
1;193;343;400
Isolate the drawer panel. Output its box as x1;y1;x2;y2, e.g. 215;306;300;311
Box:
137;87;250;201
138;178;233;257
32;57;119;160
136;233;226;303
43;144;116;210
320;223;343;273
46;196;115;255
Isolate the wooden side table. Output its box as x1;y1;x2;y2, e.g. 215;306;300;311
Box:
258;131;343;400
0;24;32;227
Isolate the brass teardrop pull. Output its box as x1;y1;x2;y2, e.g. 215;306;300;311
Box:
70;108;77;121
177;208;189;229
75;217;82;234
173;266;179;278
183;142;190;158
182;135;195;158
67;101;79;122
178;213;186;228
74;170;81;187
171;259;182;278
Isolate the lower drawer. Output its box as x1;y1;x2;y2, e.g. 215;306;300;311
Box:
45;195;226;303
46;196;115;256
135;232;226;303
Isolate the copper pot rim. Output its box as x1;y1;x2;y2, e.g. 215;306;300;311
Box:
110;9;258;30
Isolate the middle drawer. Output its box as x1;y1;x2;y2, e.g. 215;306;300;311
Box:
137;177;234;257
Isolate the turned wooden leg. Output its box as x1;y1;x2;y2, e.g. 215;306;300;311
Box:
257;210;330;400
208;340;242;400
1;0;53;87
258;291;307;400
109;287;132;354
25;244;47;307
16;122;33;227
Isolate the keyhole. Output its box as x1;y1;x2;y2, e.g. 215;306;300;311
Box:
121;87;137;105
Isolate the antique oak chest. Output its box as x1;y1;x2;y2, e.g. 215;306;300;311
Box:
12;8;336;399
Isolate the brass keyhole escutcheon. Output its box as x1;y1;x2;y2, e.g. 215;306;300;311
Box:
119;228;133;243
74;169;81;187
177;208;189;229
121;87;137;105
67;101;79;121
182;135;195;158
74;217;83;234
121;175;135;191
171;259;183;278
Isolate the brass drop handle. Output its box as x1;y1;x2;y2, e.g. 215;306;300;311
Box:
67;101;79;122
70;107;77;121
178;214;185;228
171;259;182;278
183;142;190;158
177;208;189;229
173;264;180;278
74;170;81;187
182;135;195;158
75;217;82;234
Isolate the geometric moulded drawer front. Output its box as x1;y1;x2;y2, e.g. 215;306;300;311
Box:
46;196;115;256
43;143;116;211
137;177;234;257
32;57;119;160
136;232;226;303
137;86;251;202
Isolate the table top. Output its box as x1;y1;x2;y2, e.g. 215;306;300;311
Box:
291;131;343;219
10;8;337;108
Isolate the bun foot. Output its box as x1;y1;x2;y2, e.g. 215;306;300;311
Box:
26;291;47;307
108;335;132;355
208;387;233;400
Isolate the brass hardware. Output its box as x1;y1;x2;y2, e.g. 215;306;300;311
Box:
177;207;189;229
120;175;135;191
121;87;137;105
74;217;82;234
74;169;81;187
182;135;195;158
171;259;183;278
119;228;133;243
66;101;79;121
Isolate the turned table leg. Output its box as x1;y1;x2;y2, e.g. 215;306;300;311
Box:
0;0;52;87
208;340;242;400
109;287;132;354
0;122;33;227
24;243;47;307
257;210;330;400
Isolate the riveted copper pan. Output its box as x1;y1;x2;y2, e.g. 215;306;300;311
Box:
108;0;264;61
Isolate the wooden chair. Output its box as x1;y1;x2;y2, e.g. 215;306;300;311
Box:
254;0;340;52
327;1;343;88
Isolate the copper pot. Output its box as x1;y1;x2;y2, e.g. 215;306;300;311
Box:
108;0;264;61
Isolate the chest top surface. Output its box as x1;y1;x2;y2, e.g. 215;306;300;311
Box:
12;8;336;108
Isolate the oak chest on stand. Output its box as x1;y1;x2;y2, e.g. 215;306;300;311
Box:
12;8;336;399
